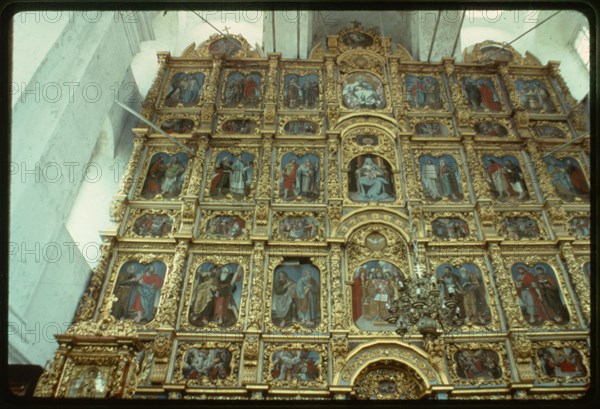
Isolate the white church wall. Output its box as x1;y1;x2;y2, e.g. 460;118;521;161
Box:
10;12;144;366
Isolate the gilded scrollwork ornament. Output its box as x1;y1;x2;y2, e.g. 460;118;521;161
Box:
560;242;590;323
73;239;114;323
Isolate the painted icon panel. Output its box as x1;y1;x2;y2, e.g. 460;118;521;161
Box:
342;72;386;109
535;125;566;139
406;75;444;110
537;347;587;378
341;31;374;48
221;119;256;134
455;350;502;380
111;260;166;324
223;72;262;107
132;213;174;238
511;262;570;325
205;216;246;240
279;153;320;201
283;120;319;135
419;154;464;201
209;38;242;56
461;77;502;111
352;260;405;331
348;154;396;202
188;262;243;328
278;216;319;241
270;350;320;382
141;152;189;199
544;156;589;201
475;122;508;137
435;263;491;325
65;366;109;398
271;263;320;328
283;74;319;109
209;151;255;200
415;122;449;137
160;118;194;133
499;216;540;239
482;155;529;201
515;79;557;113
164;72;205;107
569;217;590;238
182;348;233;380
431;218;470;240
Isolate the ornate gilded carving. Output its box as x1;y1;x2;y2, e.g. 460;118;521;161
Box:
353;363;426;399
73;239;114;323
246;242;266;331
560;242;590;323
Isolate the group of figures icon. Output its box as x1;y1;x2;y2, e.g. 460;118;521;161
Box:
137;149;588;209
160;67;563;116
348;259;571;331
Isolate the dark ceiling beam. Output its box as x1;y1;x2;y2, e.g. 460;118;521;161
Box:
427;11;441;63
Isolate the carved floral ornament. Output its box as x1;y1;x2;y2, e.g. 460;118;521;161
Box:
335;341;445;388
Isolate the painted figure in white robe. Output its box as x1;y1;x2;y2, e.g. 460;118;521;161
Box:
356;158;390;200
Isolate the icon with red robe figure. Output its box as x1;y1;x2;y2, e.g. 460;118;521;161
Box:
482;155;530;202
279;153;320;202
515;79;557;113
511;262;570;326
537;347;587;378
223;72;262;107
141;152;189;199
132;213;174;238
210;151;255;200
406;75;443;110
270;350;320;382
111;261;166;324
351;260;405;331
461;77;502;111
543;156;589;201
188;262;243;328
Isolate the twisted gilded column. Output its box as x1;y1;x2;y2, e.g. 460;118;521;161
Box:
254;136;273;238
200;56;223;130
399;138;419;202
488;243;522;328
463;137;488;201
157;240;189;327
325;55;339;126
263;54;280;127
